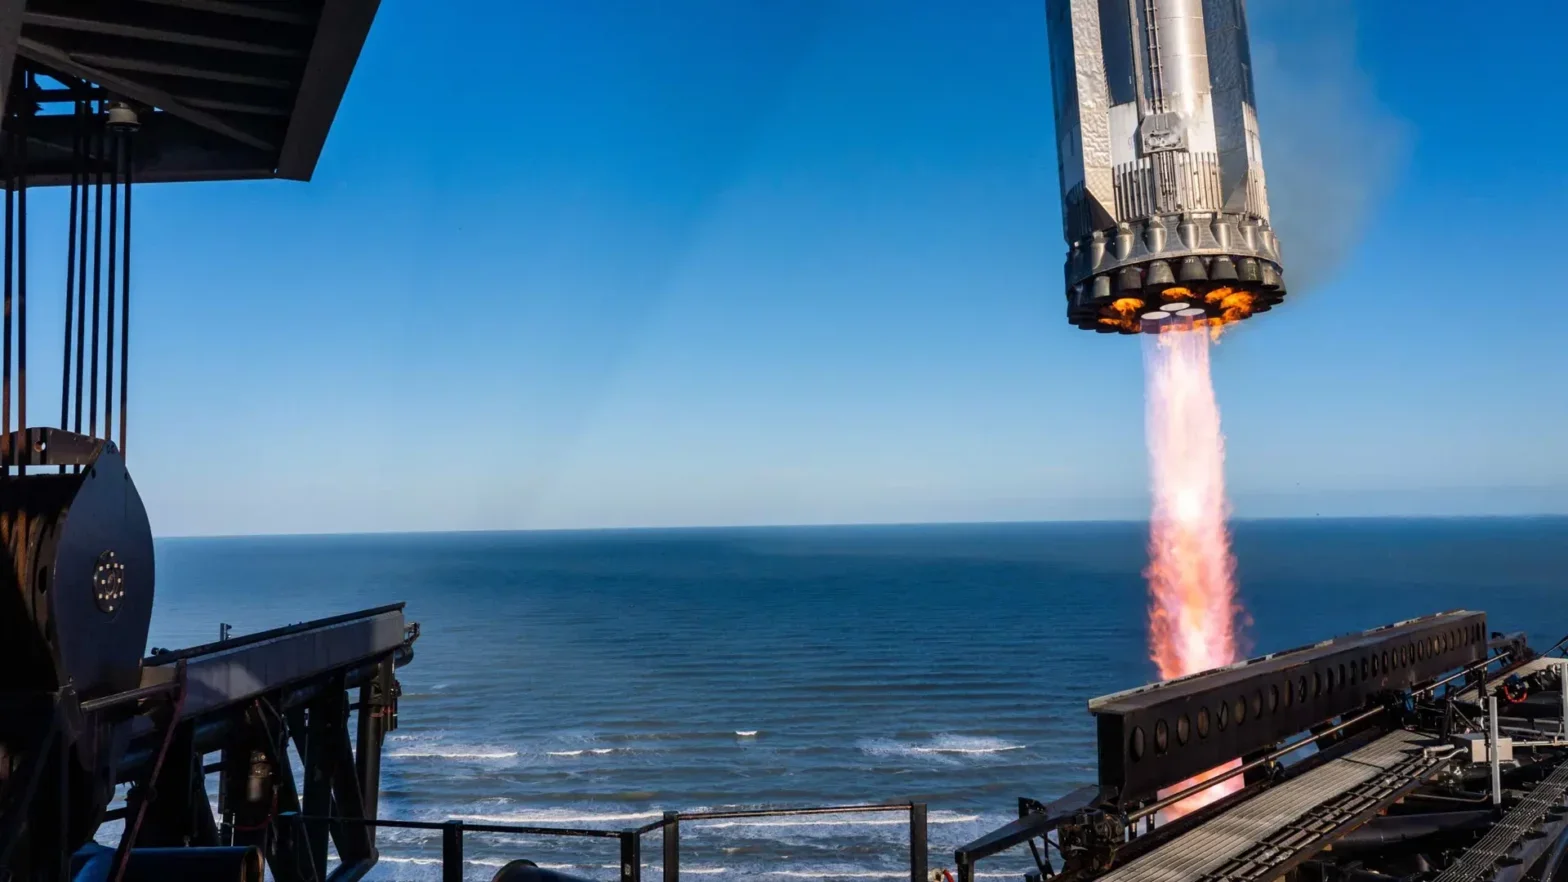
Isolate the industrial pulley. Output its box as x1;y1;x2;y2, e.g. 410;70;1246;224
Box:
0;427;155;853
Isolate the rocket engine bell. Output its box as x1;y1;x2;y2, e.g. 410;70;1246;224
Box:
1046;0;1287;334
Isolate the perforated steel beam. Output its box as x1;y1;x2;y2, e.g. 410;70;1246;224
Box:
1091;611;1487;805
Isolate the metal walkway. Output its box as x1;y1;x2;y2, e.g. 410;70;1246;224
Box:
1433;758;1568;882
1453;658;1558;703
1101;730;1450;882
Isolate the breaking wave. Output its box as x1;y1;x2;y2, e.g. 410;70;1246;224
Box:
857;735;1026;761
452;808;666;825
694;809;978;831
386;748;519;760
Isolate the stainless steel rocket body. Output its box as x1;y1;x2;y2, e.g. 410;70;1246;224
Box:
1046;0;1287;333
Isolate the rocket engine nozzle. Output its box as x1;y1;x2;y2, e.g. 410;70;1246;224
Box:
1046;0;1287;335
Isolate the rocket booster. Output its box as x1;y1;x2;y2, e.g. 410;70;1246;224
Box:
1046;0;1287;334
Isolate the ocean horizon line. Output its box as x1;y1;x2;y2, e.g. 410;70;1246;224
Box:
154;513;1568;542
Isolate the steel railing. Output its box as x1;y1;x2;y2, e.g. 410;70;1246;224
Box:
282;801;930;882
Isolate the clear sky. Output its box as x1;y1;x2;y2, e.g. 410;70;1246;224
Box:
21;0;1567;536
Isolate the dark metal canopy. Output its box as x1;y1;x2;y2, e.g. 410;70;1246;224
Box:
0;0;380;186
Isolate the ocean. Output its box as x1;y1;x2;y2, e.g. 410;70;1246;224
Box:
140;518;1567;881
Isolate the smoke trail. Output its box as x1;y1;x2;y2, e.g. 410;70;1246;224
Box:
1143;321;1245;819
1249;0;1408;294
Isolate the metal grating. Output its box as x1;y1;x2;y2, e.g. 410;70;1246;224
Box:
1432;758;1568;882
1203;737;1446;882
1112;152;1225;220
1101;730;1447;882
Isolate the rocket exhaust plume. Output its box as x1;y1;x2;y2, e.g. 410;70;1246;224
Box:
1144;321;1240;679
1143;317;1245;819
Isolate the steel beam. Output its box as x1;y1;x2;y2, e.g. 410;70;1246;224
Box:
136;605;408;727
0;0;25;116
292;688;344;882
21;10;303;57
182;96;290;117
1090;610;1488;805
275;0;381;180
2;117;275;189
65;52;291;89
16;36;276;150
130;0;313;25
267;704;314;882
328;712;374;872
353;658;391;825
129;720;208;847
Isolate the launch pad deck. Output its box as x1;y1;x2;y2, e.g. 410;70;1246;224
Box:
1432;759;1568;882
1102;730;1449;882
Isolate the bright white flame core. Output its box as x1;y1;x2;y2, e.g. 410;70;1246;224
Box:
1143;322;1247;819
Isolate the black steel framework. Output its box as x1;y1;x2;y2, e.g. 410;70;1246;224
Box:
0;600;415;882
1091;610;1488;807
0;0;381;185
953;630;1568;882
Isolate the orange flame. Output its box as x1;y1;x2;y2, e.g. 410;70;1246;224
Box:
1098;297;1146;332
1218;290;1255;324
1143;321;1246;819
1158;760;1245;823
1109;297;1145;317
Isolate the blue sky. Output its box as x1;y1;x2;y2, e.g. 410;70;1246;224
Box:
21;0;1567;535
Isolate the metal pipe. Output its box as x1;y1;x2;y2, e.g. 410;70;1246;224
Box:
104;129;117;443
1490;695;1503;806
1128;705;1385;823
355;658;389;826
1556;659;1568;739
113;663;188;882
3;128;13;469
81;680;182;714
74;103;88;436
283;813;624;839
60;99;80;468
678;802;915;820
441;822;463;882
1427;649;1515;699
661;811;678;882
118;133;132;454
1328;810;1494;850
619;830;641;882
1400;791;1493;806
1126;0;1149;115
88;113;103;438
16;92;29;470
909;803;928;882
1150;0;1210;138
